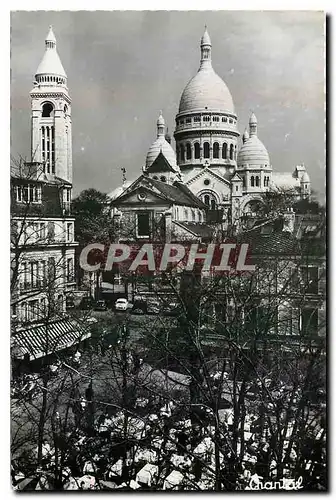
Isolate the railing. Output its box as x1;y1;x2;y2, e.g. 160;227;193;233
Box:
175;121;238;133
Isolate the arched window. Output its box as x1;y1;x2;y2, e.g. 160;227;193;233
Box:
153;176;158;180
229;144;234;160
203;142;210;159
186;143;192;160
42;102;54;118
194;142;200;159
204;194;210;206
180;145;185;162
64;104;68;114
210;199;216;210
222;143;227;159
213;142;219;159
264;177;267;187
256;176;260;187
234;145;237;160
251;176;255;187
160;176;167;183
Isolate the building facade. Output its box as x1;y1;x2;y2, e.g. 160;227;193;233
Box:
11;26;77;327
110;28;311;231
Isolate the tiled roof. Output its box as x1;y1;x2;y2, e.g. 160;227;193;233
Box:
173;181;208;208
238;216;325;257
237;227;300;256
174;221;214;239
111;175;207;208
11;319;91;360
148;178;206;208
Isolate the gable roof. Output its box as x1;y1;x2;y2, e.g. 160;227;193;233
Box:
185;166;232;187
146;152;176;173
231;172;243;181
173;181;208;208
112;174;207;208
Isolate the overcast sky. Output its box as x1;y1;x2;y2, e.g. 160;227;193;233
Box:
11;10;325;199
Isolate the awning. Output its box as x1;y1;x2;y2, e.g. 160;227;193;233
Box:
11;319;92;361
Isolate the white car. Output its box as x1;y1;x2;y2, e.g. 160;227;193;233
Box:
115;298;129;311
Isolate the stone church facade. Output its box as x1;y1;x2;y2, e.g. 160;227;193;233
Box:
110;28;311;231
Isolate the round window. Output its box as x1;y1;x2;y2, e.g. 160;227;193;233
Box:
204;179;210;186
138;192;147;201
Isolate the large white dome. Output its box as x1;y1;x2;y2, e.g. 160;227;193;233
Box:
179;68;235;114
178;28;235;114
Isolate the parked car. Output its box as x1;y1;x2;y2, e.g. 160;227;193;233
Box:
94;300;107;311
115;298;129;311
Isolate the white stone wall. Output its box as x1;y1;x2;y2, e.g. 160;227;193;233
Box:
30;89;72;183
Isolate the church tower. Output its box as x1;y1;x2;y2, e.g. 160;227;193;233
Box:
30;26;72;183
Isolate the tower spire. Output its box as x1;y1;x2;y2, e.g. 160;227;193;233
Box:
200;26;212;69
35;25;67;81
249;112;257;137
157;111;165;138
45;25;56;48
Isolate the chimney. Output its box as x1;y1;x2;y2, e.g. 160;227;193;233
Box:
282;207;295;234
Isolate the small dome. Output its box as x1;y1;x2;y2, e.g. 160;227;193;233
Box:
146;112;178;170
108;180;133;200
146;137;178;169
237;136;270;168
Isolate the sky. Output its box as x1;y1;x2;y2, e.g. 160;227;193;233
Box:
10;10;325;200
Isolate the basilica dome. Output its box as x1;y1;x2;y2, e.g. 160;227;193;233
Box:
145;112;178;170
237;113;270;168
237;136;270;167
178;29;235;114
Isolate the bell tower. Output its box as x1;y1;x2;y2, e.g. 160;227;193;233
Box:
30;26;72;183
